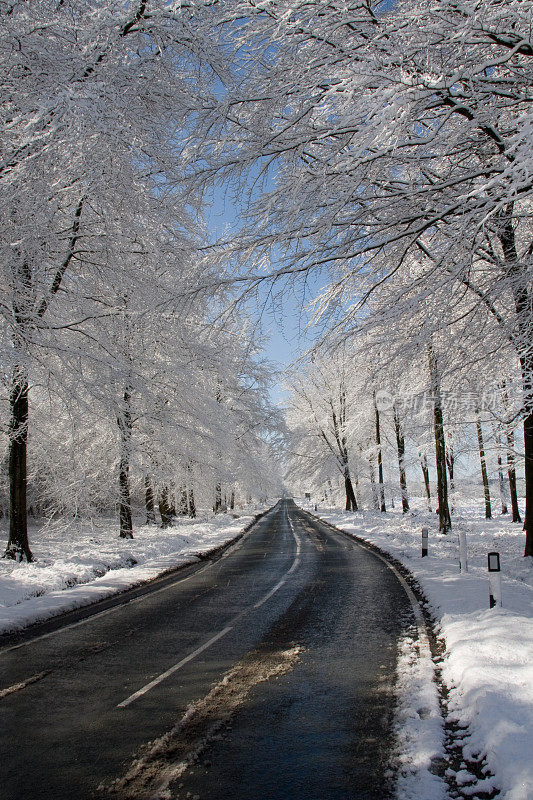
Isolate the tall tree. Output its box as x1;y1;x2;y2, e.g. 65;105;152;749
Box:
475;409;493;520
393;404;409;513
373;392;386;513
428;346;452;534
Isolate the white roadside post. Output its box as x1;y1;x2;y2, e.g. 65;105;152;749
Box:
488;552;502;609
458;529;468;573
421;527;428;557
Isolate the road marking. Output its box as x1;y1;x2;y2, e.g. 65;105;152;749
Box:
347;538;433;667
117;627;233;708
117;511;302;709
355;540;426;627
287;518;302;573
254;516;301;608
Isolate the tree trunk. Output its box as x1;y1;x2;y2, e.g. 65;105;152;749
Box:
475;410;492;520
497;205;532;555
178;484;188;515
214;482;222;513
119;463;133;538
523;408;533;555
4;369;33;561
393;404;409;513
420;454;432;512
4;201;84;559
230;490;235;510
506;427;522;523
188;487;196;518
493;428;509;515
446;443;455;513
159;486;173;528
344;472;358;511
428;346;451;533
144;474;156;525
118;388;133;539
501;385;521;523
168;481;177;519
374;392;386;512
369;460;379;510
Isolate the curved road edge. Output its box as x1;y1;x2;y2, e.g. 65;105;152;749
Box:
298;505;500;800
297;506;435;636
0;503;279;651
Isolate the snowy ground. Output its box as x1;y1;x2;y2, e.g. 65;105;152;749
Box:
0;509;263;636
299;498;533;800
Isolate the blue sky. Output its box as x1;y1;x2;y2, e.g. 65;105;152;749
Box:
204;183;323;404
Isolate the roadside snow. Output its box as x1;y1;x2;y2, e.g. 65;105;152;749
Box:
393;631;448;800
0;510;262;636
301;499;533;800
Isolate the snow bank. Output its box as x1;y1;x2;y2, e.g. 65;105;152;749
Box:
393;631;448;800
302;500;533;800
0;510;262;636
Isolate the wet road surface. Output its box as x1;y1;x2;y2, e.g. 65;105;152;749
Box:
0;500;414;799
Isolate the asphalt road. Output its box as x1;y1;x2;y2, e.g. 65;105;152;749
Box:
0;500;415;800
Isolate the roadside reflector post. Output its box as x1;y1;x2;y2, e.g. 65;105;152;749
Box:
458;530;468;573
421;527;428;557
488;552;502;608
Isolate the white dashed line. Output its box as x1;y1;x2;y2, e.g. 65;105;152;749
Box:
117;626;233;708
117;510;302;709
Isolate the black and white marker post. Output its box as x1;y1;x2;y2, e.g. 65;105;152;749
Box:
488;552;502;609
421;527;428;557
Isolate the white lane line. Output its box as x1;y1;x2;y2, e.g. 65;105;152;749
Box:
287;518;302;573
352;540;432;666
117;510;302;709
252;577;289;610
117;626;233;708
305;511;432;677
360;544;426;630
254;517;301;609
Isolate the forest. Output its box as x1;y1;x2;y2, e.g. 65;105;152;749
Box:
1;0;532;559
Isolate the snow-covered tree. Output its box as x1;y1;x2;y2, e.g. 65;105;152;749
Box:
285;353;359;510
197;0;533;553
0;0;232;558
